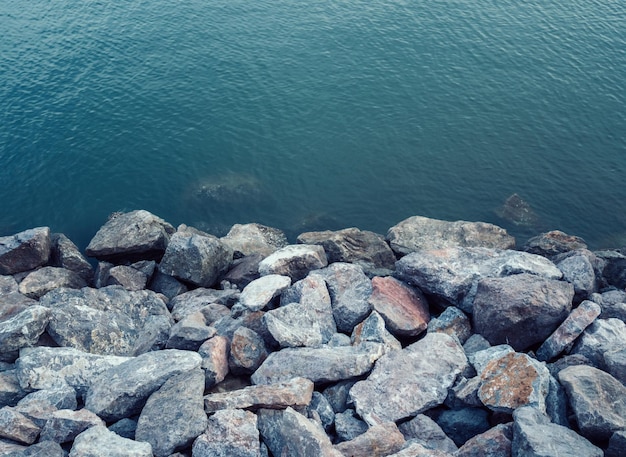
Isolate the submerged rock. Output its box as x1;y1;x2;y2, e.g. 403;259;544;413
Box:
496;193;540;228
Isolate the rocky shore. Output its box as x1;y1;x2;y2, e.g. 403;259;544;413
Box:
1;210;626;456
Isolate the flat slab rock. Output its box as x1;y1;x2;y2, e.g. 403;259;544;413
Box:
350;332;467;424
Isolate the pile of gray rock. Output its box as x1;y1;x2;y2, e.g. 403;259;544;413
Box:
1;210;626;456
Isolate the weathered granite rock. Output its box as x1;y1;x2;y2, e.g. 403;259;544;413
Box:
434;407;490;447
85;210;174;262
39;409;104;443
240;275;292;311
427;306;471;344
0;274;19;295
257;407;342;457
8;440;65;456
159;224;233;288
478;351;550;413
135;368;207;457
222;254;263;290
472;273;573;351
106;265;148;291
350;310;401;352
0;227;51;275
84;349;202;422
193;408;260;457
570;318;626;370
512;406;602;457
606;431;626;457
395;247;562;312
554;249;598;299
313;263;372;333
545;373;569;426
265;301;330;348
387;442;454;457
0;407;40;444
397;414;458;453
14;384;78;429
536;300;601;362
593;289;626;321
0;370;27;408
558;365;626;441
605;347;626;385
148;269;188;301
166;311;215;351
367;276;430;338
222;223;288;258
205;377;313;413
280;274;330;307
445;376;482;409
18;267;87;299
0;291;36;323
469;344;514;374
334;409;369;442
229;326;268;375
169;287;237;321
0;306;51;360
309;391;334;433
350;333;467;424
323;380;356;414
251;342;385;385
50;233;94;282
386;216;515;256
454;422;512;457
297;227;396;273
41;286;172;356
258;244;328;281
523;230;587;258
334;421;405;457
198;335;229;388
69;425;152;457
463;334;491;357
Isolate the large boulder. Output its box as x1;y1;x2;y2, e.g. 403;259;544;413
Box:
0;227;51;275
0;407;40;445
18;267;87;299
264;300;334;348
472;273;574;351
159;225;233;288
221;223;288;258
50;233;94;282
386;216;514;256
523;230;587;258
85;210;175;261
349;333;467;424
395;247;562;312
41;286;172;356
297;227;396;273
258;244;328;281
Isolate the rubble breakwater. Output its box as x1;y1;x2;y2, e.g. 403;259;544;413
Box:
1;210;626;456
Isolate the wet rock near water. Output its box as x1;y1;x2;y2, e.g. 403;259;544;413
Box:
1;211;626;455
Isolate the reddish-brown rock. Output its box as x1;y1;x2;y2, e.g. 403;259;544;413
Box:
334;422;405;457
368;276;430;338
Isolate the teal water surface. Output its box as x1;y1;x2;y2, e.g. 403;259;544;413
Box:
1;0;625;250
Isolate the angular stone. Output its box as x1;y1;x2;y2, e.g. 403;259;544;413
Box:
106;265;148;291
84;349;202;422
398;414;458;453
108;418;137;440
606;431;626;457
166;311;215;351
387;442;454;457
258;244;328;281
204;377;313;413
222;223;288;258
323;380;356;414
558;365;626;441
455;423;512;457
265;301;332;348
41;286;172;356
15;384;78;426
395;248;562;312
257;407;342;457
596;289;626;320
0;227;51;275
39;409;104;443
469;344;514;374
11;440;65;456
198;336;229;388
473;273;573;351
85;210;174;262
478;351;550;413
350;310;401;352
445;376;482;409
570;318;626;370
297;227;396;273
222;254;263;290
251;342;385;385
313;263;372;333
229;326;268;375
308;392;334;432
148;269;188;301
334;422;405;457
523;230;587;258
69;425;152;457
598;250;626;289
0;306;51;357
334;408;368;442
193;408;260;457
350;333;467;424
554;249;598;298
434;407;490;447
170;287;237;321
605;347;626;385
0;407;40;444
0;370;27;408
387;216;514;256
545;373;569;426
135;368;207;457
280;274;331;308
18;267;87;299
50;233;94;281
536;300;601;362
367;276;430;338
463;334;491;357
159;224;233;288
427;306;471;344
512;406;602;457
240;275;292;311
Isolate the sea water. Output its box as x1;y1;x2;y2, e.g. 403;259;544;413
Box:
1;0;625;249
